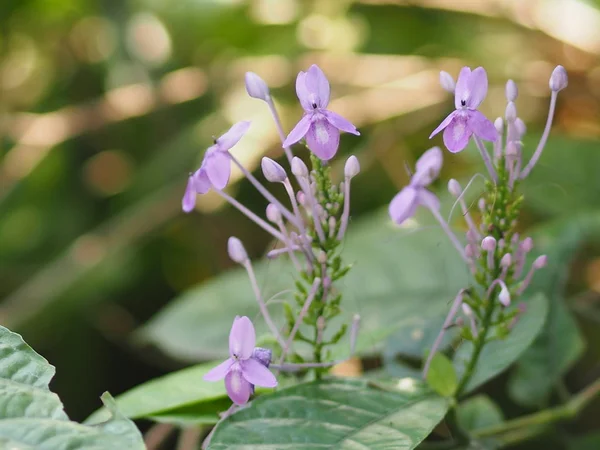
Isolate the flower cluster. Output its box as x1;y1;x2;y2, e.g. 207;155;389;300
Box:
185;65;361;407
389;65;567;389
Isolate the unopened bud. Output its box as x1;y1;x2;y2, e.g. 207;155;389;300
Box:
448;179;462;197
439;70;455;93
252;347;272;367
500;253;512;267
499;283;511;307
245;72;270;101
227;236;248;263
478;198;486;211
515;118;526;137
549;65;568;92
505;79;518;102
533;255;548;269
521;237;534;252
494;117;504;134
317;250;327;264
261;157;287;183
481;236;497;252
296;191;306;205
465;244;475;258
266;203;281;223
344;155;360;179
462;303;473;317
291;156;309;178
505;102;517;122
506;141;519;158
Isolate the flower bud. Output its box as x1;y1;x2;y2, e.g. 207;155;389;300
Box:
465;244;475;258
533;255;548;269
505;102;517;122
505;79;518;102
506;141;519;158
515;118;526;138
494;117;504;134
500;253;512;267
481;236;497;252
478;198;486;211
317;250;327;264
245;72;270;101
499;284;511;307
439;70;455;93
521;237;534;252
344;155;360;179
462;303;473;317
291;156;309;178
227;236;248;263
266;203;281;223
448;179;462;197
549;65;568;92
261;157;287;183
252;347;272;367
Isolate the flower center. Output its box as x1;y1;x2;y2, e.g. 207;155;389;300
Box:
460;100;466;107
312;103;318;109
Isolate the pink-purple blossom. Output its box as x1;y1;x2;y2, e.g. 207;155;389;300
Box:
283;64;359;161
430;67;497;153
182;121;250;213
203;316;277;405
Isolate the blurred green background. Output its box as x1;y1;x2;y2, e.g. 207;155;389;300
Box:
1;0;600;448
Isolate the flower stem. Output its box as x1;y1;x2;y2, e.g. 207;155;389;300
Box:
473;136;498;183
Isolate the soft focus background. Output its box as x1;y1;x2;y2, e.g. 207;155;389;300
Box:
1;0;600;448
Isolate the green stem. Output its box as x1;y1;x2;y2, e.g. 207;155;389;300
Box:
473;377;600;439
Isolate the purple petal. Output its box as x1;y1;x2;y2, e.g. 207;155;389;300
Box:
283;115;311;148
305;65;330;108
467;109;498;142
203;358;234;381
205;150;231;190
216;121;251;151
241;358;278;388
305;118;340;161
182;176;197;213
429;111;458;139
417;189;440;211
454;67;472;109
412;147;443;187
229;316;256;359
388;186;418;225
324;110;360;135
466;67;488;109
443;116;472;153
295;71;311;112
193;168;211;194
225;367;252;405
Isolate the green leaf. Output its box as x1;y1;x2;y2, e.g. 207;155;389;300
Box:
138;210;469;362
208;378;449;450
457;395;503;432
568;431;600;450
0;326;145;449
426;353;457;397
86;361;228;426
454;293;548;393
508;213;596;407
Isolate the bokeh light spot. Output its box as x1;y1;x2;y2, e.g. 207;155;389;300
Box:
83;150;134;196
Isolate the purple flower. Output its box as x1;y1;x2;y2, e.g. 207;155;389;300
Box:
283;64;359;161
203;316;277;405
182;121;250;213
389;147;442;225
430;67;497;153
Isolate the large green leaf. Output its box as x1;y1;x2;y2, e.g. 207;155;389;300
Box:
138;210;469;362
0;326;145;449
208;378;448;449
454;293;548;393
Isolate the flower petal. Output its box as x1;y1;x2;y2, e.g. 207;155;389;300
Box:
412;147;443;187
216;121;251;151
466;67;488;108
229;316;256;359
467;109;498;142
182;176;197;213
454;67;472;109
225;367;252;405
305;118;340;161
205;150;231;190
388;186;419;225
203;358;234;381
443;116;472;153
324;110;360;135
417;189;440;211
305;64;330;108
283;115;311;148
193;168;211;194
295;71;311;112
241;358;278;388
429;111;458;139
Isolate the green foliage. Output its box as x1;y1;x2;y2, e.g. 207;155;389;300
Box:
426;353;458;397
0;326;144;449
457;395;504;432
208;378;448;450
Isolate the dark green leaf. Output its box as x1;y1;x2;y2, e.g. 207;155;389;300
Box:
457;395;504;432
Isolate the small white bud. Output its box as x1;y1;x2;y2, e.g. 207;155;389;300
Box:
227;236;248;263
261;157;287;183
500;253;512;267
505;102;517;122
478;198;486;211
344;155;360;179
317;250;327;264
481;236;497;252
266;203;281;223
506;141;519;158
515;118;526;137
291;156;309;178
505;79;518;102
499;284;511;307
494;117;504;134
549;65;568;92
244;72;270;101
461;303;473;317
439;70;456;93
533;255;548;269
448;179;462;197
